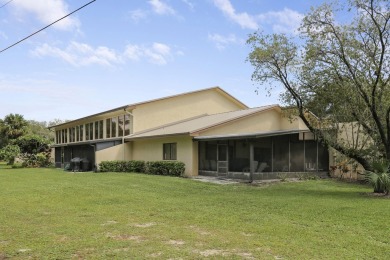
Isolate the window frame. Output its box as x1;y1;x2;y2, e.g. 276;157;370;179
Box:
163;143;177;160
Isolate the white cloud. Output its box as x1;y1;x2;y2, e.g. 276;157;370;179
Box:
148;0;176;16
11;0;80;31
32;41;178;66
124;42;174;65
181;0;195;10
212;0;303;34
208;33;242;50
257;8;303;34
212;0;258;30
128;9;148;23
31;42;123;67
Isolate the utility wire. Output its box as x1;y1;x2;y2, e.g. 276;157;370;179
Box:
0;0;96;54
0;0;14;9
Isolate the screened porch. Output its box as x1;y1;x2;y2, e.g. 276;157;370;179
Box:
197;133;329;180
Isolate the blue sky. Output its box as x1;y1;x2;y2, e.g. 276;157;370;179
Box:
0;0;328;122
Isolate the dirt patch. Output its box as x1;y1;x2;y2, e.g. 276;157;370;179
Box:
113;247;130;252
106;233;144;242
167;240;185;246
148;252;162;258
196;249;227;257
56;235;70;242
188;225;211;236
101;220;118;226
195;249;256;258
241;232;254;237
134;222;156;228
17;249;31;253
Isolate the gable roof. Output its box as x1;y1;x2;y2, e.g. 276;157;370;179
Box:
49;86;247;129
125;105;280;140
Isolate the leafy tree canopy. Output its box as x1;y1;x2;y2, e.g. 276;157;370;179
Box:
0;114;28;148
247;0;390;171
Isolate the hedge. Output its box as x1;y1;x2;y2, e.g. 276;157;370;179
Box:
98;160;185;177
99;160;145;173
145;161;185;176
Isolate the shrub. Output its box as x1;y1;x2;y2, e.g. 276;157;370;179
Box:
145;161;185;176
365;161;390;194
276;172;288;182
99;160;185;177
19;152;51;168
124;160;146;173
99;160;145;173
0;144;20;165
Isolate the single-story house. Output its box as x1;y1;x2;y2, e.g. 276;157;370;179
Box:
50;87;330;180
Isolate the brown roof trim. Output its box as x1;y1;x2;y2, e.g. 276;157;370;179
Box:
125;133;189;141
193;129;308;141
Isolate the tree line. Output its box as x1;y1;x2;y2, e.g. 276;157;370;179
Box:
0;114;65;167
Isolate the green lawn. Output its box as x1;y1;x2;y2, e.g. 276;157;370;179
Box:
0;167;389;259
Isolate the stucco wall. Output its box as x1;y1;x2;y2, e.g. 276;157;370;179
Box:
131;136;197;176
133;89;244;133
95;143;132;166
198;109;308;136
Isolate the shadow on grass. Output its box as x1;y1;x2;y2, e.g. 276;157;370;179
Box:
253;180;372;200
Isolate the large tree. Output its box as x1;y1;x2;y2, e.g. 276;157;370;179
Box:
247;0;389;171
0;114;28;148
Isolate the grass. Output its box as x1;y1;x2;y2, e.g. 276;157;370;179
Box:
0;166;389;259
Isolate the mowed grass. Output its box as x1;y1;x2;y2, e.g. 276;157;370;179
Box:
0;167;389;259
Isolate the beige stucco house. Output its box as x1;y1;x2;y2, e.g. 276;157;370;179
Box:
51;87;329;180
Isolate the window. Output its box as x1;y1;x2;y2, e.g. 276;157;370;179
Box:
56;130;60;144
118;115;124;137
95;121;99;140
106;119;111;138
76;126;80;142
80;125;84;141
163;143;177;160
86;122;93;141
61;129;67;143
99;120;103;139
111;117;117;138
69;127;75;143
86;123;90;140
124;114;131;136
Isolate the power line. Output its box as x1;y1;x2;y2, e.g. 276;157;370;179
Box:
0;0;14;9
0;0;96;54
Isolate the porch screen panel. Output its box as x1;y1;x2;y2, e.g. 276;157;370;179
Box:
317;144;329;171
273;135;289;172
290;134;304;172
199;141;217;171
305;141;317;171
229;140;249;172
253;138;272;172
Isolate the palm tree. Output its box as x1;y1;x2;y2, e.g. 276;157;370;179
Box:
0;114;28;148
